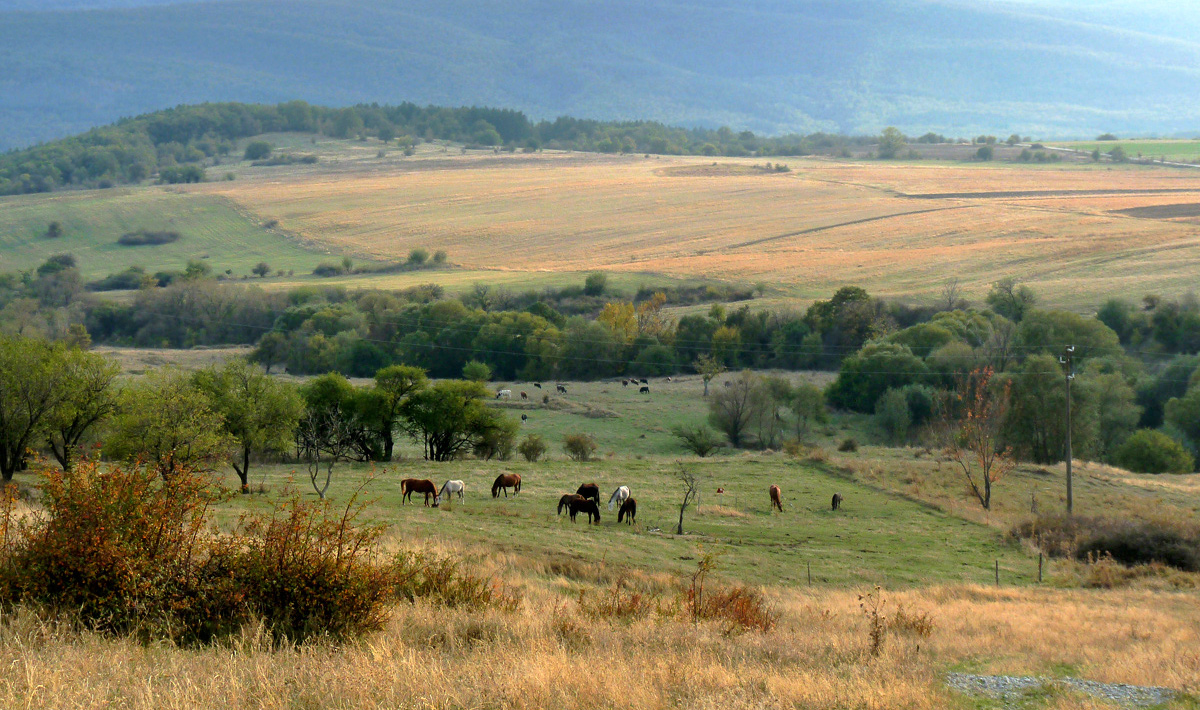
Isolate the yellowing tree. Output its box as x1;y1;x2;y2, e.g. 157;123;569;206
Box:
598;302;638;344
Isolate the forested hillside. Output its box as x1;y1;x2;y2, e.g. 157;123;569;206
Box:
0;101;860;195
3;0;1200;150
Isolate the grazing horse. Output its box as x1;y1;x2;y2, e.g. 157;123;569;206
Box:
608;485;630;511
558;493;585;515
402;478;440;507
521;413;528;423
769;484;783;512
492;473;522;498
576;482;600;503
639;386;650;394
831;493;843;511
520;391;528;400
617;497;637;524
495;389;512;399
567;498;601;524
556;384;567;394
438;479;465;503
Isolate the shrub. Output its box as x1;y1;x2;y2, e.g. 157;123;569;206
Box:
432;249;448;265
86;266;148;291
517;434;547;462
390;549;516;610
407;247;430;266
0;460;242;643
117;229;180;246
563;433;598;462
158;165;205;184
243;141;272;160
583;272;607;296
462;360;491;382
312;262;343;277
838;438;858;452
671;424;723;457
0;460;400;645
685;584;777;633
1113;429;1194;474
1012;514;1200;572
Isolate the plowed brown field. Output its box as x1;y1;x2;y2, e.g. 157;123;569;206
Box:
195;153;1200;306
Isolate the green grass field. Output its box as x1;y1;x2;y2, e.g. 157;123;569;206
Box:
0;187;336;278
1051;139;1200;162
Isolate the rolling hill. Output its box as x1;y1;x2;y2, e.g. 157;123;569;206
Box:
4;0;1200;150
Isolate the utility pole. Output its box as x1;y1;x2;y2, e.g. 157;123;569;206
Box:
1060;345;1075;515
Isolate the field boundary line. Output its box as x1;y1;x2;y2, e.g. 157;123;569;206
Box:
726;206;972;250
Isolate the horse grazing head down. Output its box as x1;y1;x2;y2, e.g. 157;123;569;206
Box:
492;473;522;498
769;484;783;512
558;493;585;515
617;497;637;524
608;485;630;511
576;482;600;503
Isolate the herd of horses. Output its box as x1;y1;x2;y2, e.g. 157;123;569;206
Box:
400;476;843;522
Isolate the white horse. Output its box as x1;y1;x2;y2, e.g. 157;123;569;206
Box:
608;485;630;511
439;479;465;503
495;389;512;399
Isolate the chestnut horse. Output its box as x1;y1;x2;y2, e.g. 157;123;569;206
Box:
492;473;522;498
567;498;601;524
558;493;585;515
576;483;600;504
769;484;783;512
402;478;439;507
617;497;637;524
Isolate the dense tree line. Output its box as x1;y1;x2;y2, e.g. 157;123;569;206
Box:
0;101;870;195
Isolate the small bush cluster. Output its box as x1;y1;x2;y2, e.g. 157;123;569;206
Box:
563;433;598;462
1012;514;1200;572
838;438;858;452
117;229;181;246
0;459;514;645
517;434;547;462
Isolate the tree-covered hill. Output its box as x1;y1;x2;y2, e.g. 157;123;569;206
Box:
3;0;1200;151
0;101;862;195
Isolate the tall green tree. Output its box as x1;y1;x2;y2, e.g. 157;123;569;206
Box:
1001;354;1100;464
399;380;510;461
0;337;69;481
106;368;233;479
193;359;304;493
877;127;906;159
373;365;427;461
45;347;120;471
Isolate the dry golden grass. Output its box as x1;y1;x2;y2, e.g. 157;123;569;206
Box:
2;580;1196;709
92;345;251;377
194;153;1200;307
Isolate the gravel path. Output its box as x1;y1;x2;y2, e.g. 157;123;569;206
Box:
947;673;1178;707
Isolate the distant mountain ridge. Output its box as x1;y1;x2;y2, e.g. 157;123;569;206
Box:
3;0;1200;150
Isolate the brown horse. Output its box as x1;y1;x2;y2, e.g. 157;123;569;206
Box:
617;497;637;524
769;484;783;512
402;478;439;507
567;498;601;524
492;473;522;498
832;493;843;511
558;493;585;515
575;482;600;504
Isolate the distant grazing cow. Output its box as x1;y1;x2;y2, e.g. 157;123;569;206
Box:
534;383;542;389
724;380;731;388
769;484;783;512
521;414;528;423
666;376;672;382
639;386;650;394
556;384;567;394
520;391;528;400
639;378;648;385
496;389;511;399
831;493;843;511
622;379;629;387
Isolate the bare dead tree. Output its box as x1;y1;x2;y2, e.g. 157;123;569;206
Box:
675;462;700;535
296;406;353;499
940;278;964;312
940;368;1014;511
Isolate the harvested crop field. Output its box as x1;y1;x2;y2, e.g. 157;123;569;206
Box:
190;154;1200;306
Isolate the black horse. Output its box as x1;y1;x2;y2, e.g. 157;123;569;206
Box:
575;482;600;504
558;493;585;515
568;498;601;524
617;497;637;524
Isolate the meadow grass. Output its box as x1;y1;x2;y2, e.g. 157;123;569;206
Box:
0;187;334;278
1051;139;1200;162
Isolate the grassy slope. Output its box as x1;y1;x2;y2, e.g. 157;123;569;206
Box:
0;187;332;278
1052;139;1200;162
